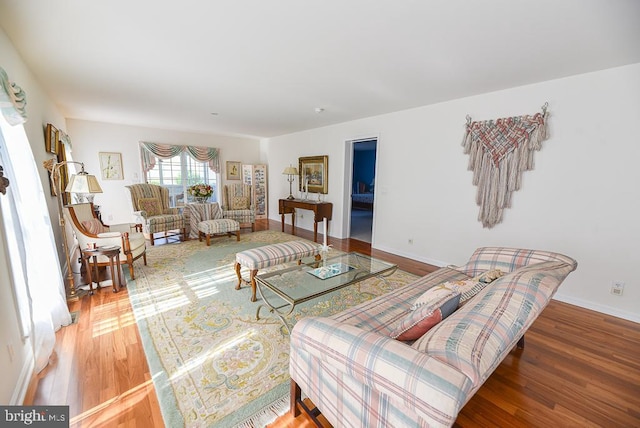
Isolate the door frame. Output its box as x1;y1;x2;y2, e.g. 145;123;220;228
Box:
343;135;378;242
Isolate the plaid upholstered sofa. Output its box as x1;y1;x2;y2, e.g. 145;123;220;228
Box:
290;247;577;427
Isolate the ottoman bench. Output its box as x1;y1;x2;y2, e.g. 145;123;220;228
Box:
197;219;240;246
235;240;322;301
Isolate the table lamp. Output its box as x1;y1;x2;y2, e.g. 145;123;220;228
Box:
282;165;298;200
44;158;103;299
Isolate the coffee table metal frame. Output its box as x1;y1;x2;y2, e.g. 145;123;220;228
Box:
255;252;397;333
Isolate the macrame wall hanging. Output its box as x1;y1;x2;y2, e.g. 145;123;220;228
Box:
462;103;549;228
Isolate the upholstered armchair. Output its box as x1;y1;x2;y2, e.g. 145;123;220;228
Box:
221;183;255;231
64;203;147;280
126;183;187;245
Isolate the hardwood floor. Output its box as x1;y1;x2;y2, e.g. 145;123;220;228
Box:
25;220;640;427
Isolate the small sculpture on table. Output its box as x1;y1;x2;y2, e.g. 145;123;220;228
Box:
320;218;330;265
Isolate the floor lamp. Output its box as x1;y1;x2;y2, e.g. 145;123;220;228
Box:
282;165;298;200
44;159;103;299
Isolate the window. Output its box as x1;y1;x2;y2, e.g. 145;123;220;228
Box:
145;152;218;206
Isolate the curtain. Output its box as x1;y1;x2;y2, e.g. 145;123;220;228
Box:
140;141;221;173
0;67;71;373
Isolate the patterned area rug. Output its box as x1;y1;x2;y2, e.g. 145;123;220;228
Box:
128;230;418;427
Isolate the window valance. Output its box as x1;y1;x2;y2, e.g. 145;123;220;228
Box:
0;67;27;125
140;142;220;173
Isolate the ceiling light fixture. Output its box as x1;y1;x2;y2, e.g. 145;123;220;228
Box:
314;107;324;114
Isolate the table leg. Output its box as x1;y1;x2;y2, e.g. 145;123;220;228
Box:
92;255;100;292
108;256;117;292
313;220;318;242
291;211;296;235
255;280;296;334
84;256;95;295
281;213;285;232
115;253;124;290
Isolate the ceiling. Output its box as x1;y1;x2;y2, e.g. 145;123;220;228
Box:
1;0;639;139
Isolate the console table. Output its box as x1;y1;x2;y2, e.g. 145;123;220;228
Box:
279;199;332;243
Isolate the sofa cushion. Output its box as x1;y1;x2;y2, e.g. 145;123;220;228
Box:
138;197;162;216
82;218;107;235
390;286;460;341
412;262;569;385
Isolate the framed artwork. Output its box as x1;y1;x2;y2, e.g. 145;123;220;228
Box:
99;152;124;180
45;123;58;154
58;129;71;149
299;155;328;194
226;161;241;180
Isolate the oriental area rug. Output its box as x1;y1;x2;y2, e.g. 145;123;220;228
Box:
127;230;418;427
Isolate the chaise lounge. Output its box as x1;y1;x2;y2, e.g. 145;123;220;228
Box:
290;247;577;427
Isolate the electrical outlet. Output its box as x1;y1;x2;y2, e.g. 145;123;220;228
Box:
611;281;625;296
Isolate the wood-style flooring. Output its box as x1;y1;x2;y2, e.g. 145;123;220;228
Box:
24;220;640;427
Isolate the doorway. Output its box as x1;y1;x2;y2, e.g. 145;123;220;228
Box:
349;139;377;242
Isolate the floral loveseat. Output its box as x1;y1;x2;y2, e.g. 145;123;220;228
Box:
289;247;577;427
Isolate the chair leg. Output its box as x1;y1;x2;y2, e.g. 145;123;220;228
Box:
290;380;302;417
235;263;243;290
143;251;147;265
150;233;155;246
250;270;258;302
206;234;211;246
127;253;136;280
128;262;135;280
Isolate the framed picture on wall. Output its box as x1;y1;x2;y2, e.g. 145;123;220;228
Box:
99;152;124;180
45;123;58;154
226;161;241;180
299;155;328;194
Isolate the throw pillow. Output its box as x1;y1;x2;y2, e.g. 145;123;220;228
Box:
138;197;162;217
230;195;250;210
82;218;107;235
390;286;461;341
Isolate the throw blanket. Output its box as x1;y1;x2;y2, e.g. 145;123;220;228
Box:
462;106;549;228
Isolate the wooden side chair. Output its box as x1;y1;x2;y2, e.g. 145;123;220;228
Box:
64;203;147;280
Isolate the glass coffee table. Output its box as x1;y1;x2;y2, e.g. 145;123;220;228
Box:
255;252;397;333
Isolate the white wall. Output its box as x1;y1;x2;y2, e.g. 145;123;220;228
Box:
66;120;261;224
266;63;640;322
0;27;68;403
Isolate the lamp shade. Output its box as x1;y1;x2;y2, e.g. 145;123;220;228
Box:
65;172;103;194
282;166;298;175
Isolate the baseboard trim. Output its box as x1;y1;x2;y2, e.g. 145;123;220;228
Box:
553;293;639;323
11;345;34;405
372;244;448;269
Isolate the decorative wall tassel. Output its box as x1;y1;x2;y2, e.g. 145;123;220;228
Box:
462;108;549;228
